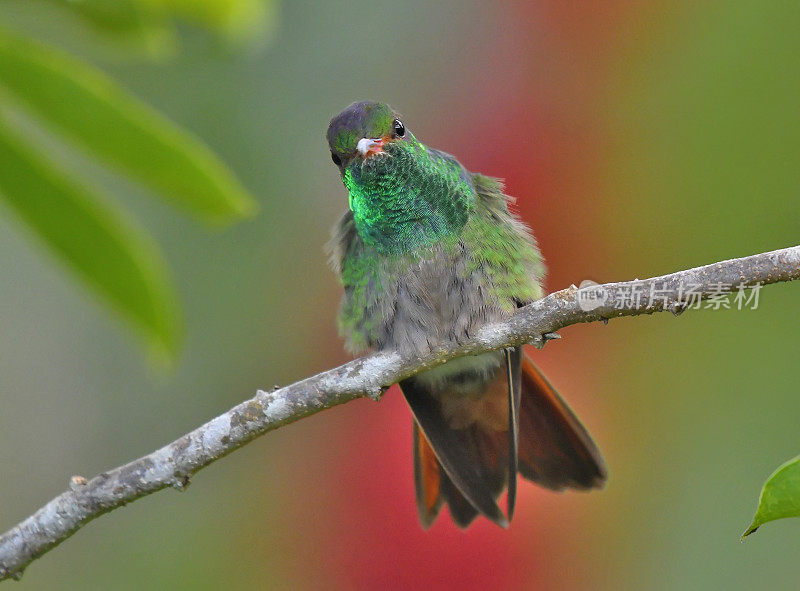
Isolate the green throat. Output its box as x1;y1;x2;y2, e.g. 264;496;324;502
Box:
343;139;475;254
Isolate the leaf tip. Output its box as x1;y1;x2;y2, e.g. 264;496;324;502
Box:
145;328;183;374
741;524;759;540
232;191;259;219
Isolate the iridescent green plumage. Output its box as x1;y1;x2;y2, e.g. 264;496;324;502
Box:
343;138;474;254
326;101;604;529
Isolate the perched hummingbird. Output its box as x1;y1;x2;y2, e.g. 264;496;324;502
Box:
327;101;606;528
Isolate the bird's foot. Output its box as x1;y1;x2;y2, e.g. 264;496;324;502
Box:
531;332;561;349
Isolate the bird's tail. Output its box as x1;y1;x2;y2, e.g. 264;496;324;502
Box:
405;349;606;529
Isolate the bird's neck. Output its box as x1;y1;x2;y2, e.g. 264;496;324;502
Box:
343;142;474;255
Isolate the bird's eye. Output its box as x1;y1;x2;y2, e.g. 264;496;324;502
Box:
331;152;342;166
393;119;405;138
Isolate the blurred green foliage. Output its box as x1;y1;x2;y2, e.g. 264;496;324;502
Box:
0;123;179;358
0;1;271;361
744;456;800;538
47;0;276;57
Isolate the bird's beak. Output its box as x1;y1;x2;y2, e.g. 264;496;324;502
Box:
356;137;386;158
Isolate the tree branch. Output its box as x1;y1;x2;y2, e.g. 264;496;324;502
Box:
1;245;799;581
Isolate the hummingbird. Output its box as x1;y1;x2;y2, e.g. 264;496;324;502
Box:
326;101;606;528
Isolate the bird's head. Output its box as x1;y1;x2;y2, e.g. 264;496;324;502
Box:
326;101;409;173
326;101;474;254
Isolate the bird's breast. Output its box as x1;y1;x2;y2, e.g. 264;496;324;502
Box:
374;243;509;357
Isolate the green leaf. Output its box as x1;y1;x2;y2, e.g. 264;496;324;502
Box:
142;0;275;43
0;29;257;222
51;0;156;36
0;122;180;360
743;455;800;538
47;0;177;59
50;0;275;49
